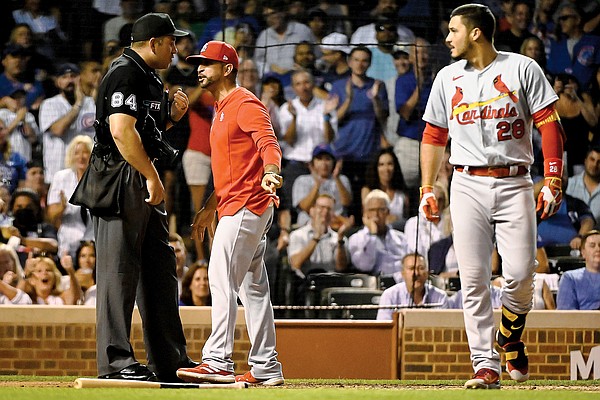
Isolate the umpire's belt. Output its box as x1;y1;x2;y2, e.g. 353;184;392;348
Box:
454;165;528;178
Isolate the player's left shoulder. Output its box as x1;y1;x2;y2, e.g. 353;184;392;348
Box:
495;51;541;80
498;51;534;67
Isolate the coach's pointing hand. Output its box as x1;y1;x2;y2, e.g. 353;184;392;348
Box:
262;171;283;194
419;185;440;222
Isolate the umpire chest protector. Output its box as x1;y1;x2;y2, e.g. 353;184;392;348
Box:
96;47;169;146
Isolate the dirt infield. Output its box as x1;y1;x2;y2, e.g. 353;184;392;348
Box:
1;380;599;391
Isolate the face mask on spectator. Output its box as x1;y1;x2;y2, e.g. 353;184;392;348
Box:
13;207;37;231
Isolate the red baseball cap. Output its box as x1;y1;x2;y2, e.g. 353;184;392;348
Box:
187;41;239;70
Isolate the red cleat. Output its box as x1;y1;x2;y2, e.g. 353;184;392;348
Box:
464;368;501;389
235;371;284;386
503;341;530;382
176;363;234;383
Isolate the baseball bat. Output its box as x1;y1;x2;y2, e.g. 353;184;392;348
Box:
73;378;248;389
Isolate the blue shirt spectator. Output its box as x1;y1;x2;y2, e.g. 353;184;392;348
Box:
198;13;259;49
395;67;432;140
0;45;45;111
547;4;600;90
556;230;600;310
376;253;449;320
556;268;600;310
556;229;600;310
566;147;600;224
0;151;27;194
537;194;595;248
330;77;387;159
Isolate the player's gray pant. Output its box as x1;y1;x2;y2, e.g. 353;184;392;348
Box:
450;172;536;373
203;205;283;379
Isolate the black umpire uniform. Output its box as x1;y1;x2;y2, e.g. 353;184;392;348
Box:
92;14;194;382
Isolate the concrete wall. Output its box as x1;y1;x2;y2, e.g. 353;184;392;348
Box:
0;306;598;380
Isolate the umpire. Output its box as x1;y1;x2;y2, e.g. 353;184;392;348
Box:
92;13;196;382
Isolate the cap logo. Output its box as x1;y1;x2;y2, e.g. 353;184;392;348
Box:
201;43;208;53
223;55;229;61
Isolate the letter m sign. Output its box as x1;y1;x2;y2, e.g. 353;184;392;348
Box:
571;346;600;380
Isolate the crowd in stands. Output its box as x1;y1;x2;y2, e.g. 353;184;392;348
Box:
0;0;599;313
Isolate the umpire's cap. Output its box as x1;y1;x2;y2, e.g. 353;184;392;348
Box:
130;13;187;42
187;41;239;70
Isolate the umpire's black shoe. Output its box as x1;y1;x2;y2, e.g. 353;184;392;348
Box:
98;363;158;381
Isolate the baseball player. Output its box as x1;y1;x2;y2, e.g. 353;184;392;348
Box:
419;4;565;389
176;41;285;386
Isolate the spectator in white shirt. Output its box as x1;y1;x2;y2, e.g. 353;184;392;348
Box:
349;189;409;277
254;0;315;75
279;70;337;222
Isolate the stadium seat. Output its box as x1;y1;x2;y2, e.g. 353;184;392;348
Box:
447;277;461;292
305;272;378;303
301;273;378;318
319;287;383;320
549;256;586;274
379;275;396;291
544;244;572;258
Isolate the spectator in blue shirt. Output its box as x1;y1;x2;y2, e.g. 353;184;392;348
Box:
556;229;600;310
376;252;449;320
0;45;45;112
547;3;600;90
331;46;389;220
0;119;27;193
393;37;434;189
196;0;259;50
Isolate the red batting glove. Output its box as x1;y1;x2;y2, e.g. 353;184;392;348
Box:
419;185;440;222
536;177;562;220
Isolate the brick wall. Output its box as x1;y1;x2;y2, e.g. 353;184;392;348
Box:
400;310;600;380
1;307;599;380
0;306;250;376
